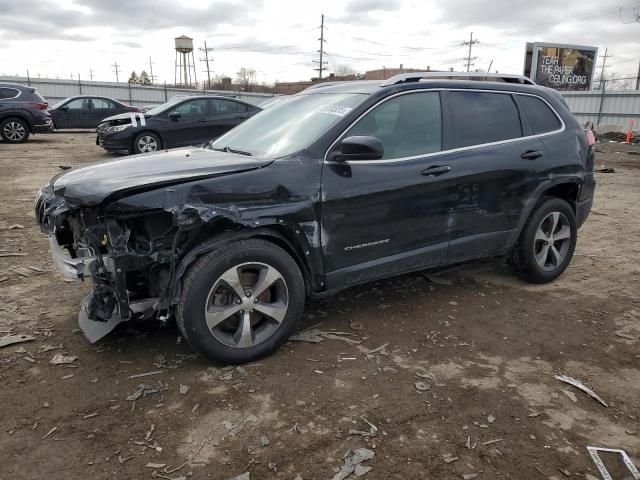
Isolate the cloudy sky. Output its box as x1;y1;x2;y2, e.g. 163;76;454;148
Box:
0;0;639;86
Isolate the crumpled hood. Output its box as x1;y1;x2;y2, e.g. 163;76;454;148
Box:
51;147;273;206
100;111;148;124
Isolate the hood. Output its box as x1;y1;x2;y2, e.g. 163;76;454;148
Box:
51;147;273;206
100;112;150;125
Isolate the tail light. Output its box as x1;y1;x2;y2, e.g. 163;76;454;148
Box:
584;129;595;147
29;102;49;110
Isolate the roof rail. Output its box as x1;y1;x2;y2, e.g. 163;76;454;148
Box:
380;71;536;87
301;81;349;92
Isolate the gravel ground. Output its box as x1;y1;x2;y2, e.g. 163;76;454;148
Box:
0;133;639;480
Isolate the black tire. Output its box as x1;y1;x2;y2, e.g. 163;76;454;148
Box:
0;117;30;143
511;197;577;283
177;238;305;363
132;131;161;154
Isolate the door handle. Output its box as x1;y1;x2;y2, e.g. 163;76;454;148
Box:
421;165;451;176
521;150;543;160
198;119;207;123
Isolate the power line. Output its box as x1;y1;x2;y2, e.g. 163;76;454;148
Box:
463;32;479;72
313;14;328;79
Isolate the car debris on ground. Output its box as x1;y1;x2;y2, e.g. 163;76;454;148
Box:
331;448;375;480
554;374;608;407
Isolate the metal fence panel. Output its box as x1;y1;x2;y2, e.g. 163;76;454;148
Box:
0;76;277;107
560;90;640;130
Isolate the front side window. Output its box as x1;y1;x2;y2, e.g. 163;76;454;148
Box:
446;92;522;149
66;98;89;110
344;92;442;159
518;95;562;134
173;99;209;116
209;92;367;158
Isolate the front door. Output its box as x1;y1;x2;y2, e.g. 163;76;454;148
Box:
164;98;210;147
321;91;450;290
56;97;90;129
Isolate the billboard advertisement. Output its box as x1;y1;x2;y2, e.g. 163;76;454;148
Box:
524;42;598;91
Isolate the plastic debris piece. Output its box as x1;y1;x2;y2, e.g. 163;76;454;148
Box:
0;334;35;348
554;374;608;407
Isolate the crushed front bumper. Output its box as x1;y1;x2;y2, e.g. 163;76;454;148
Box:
48;235;95;280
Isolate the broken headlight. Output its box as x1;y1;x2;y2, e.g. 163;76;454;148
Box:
108;124;132;133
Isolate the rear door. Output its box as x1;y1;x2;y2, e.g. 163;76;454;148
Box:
163;98;210;147
439;90;551;261
321;91;451;289
206;99;251;141
90;98;118;128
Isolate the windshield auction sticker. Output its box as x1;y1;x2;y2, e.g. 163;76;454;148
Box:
316;104;353;116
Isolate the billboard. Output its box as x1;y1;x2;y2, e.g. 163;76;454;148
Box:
524;42;598;91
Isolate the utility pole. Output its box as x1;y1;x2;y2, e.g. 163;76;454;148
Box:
636;60;640;90
88;68;94;81
598;48;612;90
199;42;214;89
112;61;121;83
148;57;156;84
313;14;328;79
463;32;479;72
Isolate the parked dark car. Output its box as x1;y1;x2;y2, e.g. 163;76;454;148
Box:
0;82;52;143
49;96;140;130
96;95;260;154
35;72;595;363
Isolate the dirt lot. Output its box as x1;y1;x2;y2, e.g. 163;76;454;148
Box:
0;133;639;480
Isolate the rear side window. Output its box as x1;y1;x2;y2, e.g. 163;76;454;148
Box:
210;99;247;114
346;91;442;159
518;95;562;134
446;92;522;149
0;87;19;99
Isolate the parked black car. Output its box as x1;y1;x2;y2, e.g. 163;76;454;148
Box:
0;82;52;143
36;73;595;363
96;95;260;154
49;96;140;130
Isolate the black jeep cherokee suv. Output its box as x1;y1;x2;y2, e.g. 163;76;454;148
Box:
35;72;595;363
0;82;52;143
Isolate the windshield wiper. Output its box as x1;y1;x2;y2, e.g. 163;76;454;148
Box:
211;146;253;156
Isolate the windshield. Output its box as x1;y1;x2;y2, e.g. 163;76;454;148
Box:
209;92;367;158
145;96;190;115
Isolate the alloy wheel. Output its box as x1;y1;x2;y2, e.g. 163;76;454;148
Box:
533;211;572;271
204;262;289;348
3;121;26;141
137;135;158;152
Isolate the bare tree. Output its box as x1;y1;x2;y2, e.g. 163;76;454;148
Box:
236;67;257;91
605;71;634;90
333;64;356;77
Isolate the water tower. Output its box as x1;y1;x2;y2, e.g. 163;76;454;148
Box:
174;35;197;87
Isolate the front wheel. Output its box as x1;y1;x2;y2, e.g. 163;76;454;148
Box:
177;238;305;363
511;197;577;283
132;131;161;154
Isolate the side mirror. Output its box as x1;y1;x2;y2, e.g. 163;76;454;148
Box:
334;136;384;161
169;111;181;120
59;106;69;112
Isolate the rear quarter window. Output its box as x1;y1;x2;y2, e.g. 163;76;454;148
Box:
518;95;562;134
445;91;522;149
0;87;19;99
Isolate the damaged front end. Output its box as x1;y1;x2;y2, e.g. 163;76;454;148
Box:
36;186;177;342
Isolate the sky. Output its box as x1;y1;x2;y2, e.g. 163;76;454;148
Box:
0;0;639;86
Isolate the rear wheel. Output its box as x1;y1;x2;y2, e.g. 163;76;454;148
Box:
1;118;29;143
132;131;161;154
511;197;577;283
177;239;305;363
